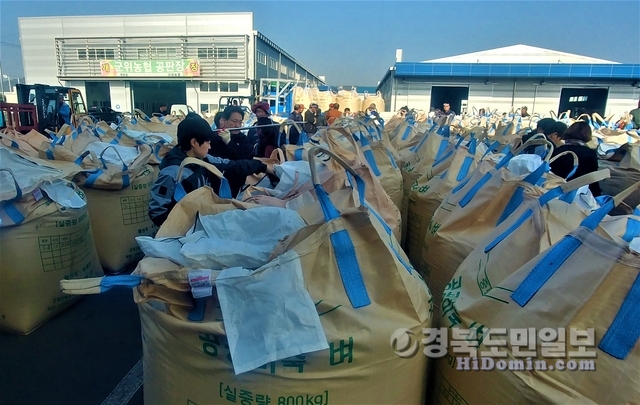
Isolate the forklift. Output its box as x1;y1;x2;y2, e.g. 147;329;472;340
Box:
1;84;122;135
10;84;87;134
218;95;255;115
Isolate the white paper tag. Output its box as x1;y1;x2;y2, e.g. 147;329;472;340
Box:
188;269;213;299
32;188;43;201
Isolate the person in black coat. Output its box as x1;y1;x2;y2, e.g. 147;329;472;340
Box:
304;103;319;135
286;104;304;146
207;106;254;161
148;114;270;226
549;121;601;196
246;101;273;149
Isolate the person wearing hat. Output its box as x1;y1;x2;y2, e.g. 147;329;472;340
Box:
247;101;273;149
254;116;280;158
304;103;319;135
148;113;271;226
521;117;565;156
367;103;380;118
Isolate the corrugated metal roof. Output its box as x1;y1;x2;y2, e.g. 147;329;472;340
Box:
393;62;640;78
423;44;619;64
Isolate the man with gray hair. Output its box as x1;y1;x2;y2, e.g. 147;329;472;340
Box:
304;103;319;135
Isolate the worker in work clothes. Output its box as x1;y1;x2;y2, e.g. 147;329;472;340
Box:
148;113;271;226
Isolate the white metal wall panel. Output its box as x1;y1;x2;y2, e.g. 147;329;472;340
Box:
109;81;132;112
607;87;640;116
60;17;127;37
19;18;63;84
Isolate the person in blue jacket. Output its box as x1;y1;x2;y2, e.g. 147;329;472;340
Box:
57;94;72;126
148;113;271;226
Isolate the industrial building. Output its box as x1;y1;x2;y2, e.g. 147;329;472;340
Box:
18;12;324;115
377;45;640;116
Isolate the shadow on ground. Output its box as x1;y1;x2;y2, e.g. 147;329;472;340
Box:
0;285;143;405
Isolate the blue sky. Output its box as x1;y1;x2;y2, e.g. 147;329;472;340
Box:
1;0;639;86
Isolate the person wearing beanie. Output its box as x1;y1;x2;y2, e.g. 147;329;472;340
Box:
148;113;271;226
247;101;273;148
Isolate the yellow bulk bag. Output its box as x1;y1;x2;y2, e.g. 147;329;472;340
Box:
406;136;483;277
316;90;337;112
62;148;433;404
431;182;640;405
336;117;404;211
335;88;363;114
421;140;566;309
362;91;386;112
81;165;158;273
399;124;455;248
293;86;312;111
0;186;102;334
0;128;51;157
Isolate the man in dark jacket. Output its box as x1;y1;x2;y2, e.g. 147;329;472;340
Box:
209;106;254;160
148;113;270;226
286;104;304;145
304;103;319;135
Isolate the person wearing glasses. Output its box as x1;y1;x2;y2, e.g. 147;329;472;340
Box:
149;112;272;226
211;105;255;160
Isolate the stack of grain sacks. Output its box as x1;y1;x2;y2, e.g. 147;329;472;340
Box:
60;115;434;404
0;140;102;335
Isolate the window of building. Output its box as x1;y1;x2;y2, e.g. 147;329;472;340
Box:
200;82;219;92
295;73;301;81
150;47;177;59
219;82;229;92
280;65;287;75
137;49;149;59
198;48;215;59
200;104;220;114
229;82;239;92
288;68;294;78
214;47;238;60
80;48;116;60
569;96;588;102
269;57;278;71
257;50;266;65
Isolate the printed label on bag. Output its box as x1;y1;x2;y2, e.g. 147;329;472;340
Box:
33;188;43;201
189;269;213;298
